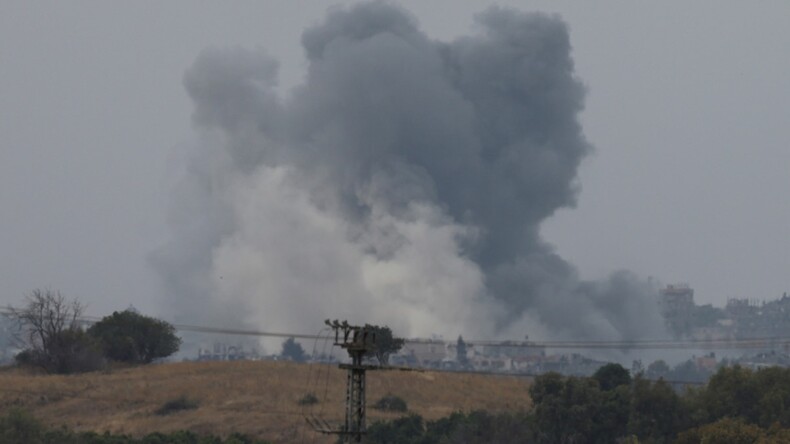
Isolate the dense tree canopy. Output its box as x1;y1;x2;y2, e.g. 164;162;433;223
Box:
593;362;632;391
364;363;790;443
646;359;670;380
87;309;181;364
365;324;405;366
280;337;307;362
456;336;468;367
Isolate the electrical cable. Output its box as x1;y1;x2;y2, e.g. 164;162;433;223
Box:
4;306;790;351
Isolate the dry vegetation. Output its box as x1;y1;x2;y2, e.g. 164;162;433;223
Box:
0;360;532;443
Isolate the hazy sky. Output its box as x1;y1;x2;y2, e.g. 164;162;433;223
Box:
1;1;788;322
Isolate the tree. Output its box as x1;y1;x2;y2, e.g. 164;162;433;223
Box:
595;384;631;443
547;363;635;443
700;365;758;423
696;365;790;428
752;366;790;427
530;372;616;443
628;376;685;441
528;371;564;405
364;414;424;444
593;362;632;391
456;336;468;367
675;417;763;444
438;411;534;444
646;359;670;380
10;289;82;352
365;324;405;366
372;394;408;412
87;309;181;364
668;359;712;384
364;410;535;444
9;289;104;374
280;337;306;362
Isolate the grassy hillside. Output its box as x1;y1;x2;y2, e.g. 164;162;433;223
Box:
0;361;532;443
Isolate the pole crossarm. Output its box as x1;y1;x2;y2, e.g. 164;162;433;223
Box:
303;320;381;443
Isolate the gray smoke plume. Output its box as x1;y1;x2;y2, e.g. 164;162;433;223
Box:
152;3;665;343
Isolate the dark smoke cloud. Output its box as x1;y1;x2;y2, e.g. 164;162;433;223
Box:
152;2;665;343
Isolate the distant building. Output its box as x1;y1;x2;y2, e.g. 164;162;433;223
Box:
398;340;447;367
725;298;760;318
197;342;260;361
694;353;717;372
476;341;546;359
660;284;694;306
660;284;695;337
657;285;790;348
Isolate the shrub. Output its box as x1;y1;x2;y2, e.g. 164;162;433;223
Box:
373;394;408;412
298;393;318;406
364;414;424;443
13;349;38;367
154;396;199;416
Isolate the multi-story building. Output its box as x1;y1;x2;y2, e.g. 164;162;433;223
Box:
660;284;695;337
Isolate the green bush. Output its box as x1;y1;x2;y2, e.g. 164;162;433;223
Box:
298;392;319;405
154;396;199;416
88;310;181;364
373;394;408;412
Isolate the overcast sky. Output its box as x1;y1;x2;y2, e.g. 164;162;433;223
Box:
1;1;788;321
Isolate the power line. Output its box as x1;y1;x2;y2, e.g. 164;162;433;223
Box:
4;306;790;350
158;323;790;351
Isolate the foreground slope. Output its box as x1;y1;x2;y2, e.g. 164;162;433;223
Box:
0;361;531;443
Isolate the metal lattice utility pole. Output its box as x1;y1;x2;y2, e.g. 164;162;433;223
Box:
341;327;369;442
306;320;378;443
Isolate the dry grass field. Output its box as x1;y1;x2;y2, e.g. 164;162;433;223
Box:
0;361;532;443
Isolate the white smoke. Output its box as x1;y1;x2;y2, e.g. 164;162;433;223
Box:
209;165;497;339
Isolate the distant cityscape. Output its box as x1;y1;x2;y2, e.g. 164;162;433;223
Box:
659;283;790;341
175;284;790;385
4;284;790;384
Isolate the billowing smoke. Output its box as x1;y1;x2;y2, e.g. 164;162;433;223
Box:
152;3;665;343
